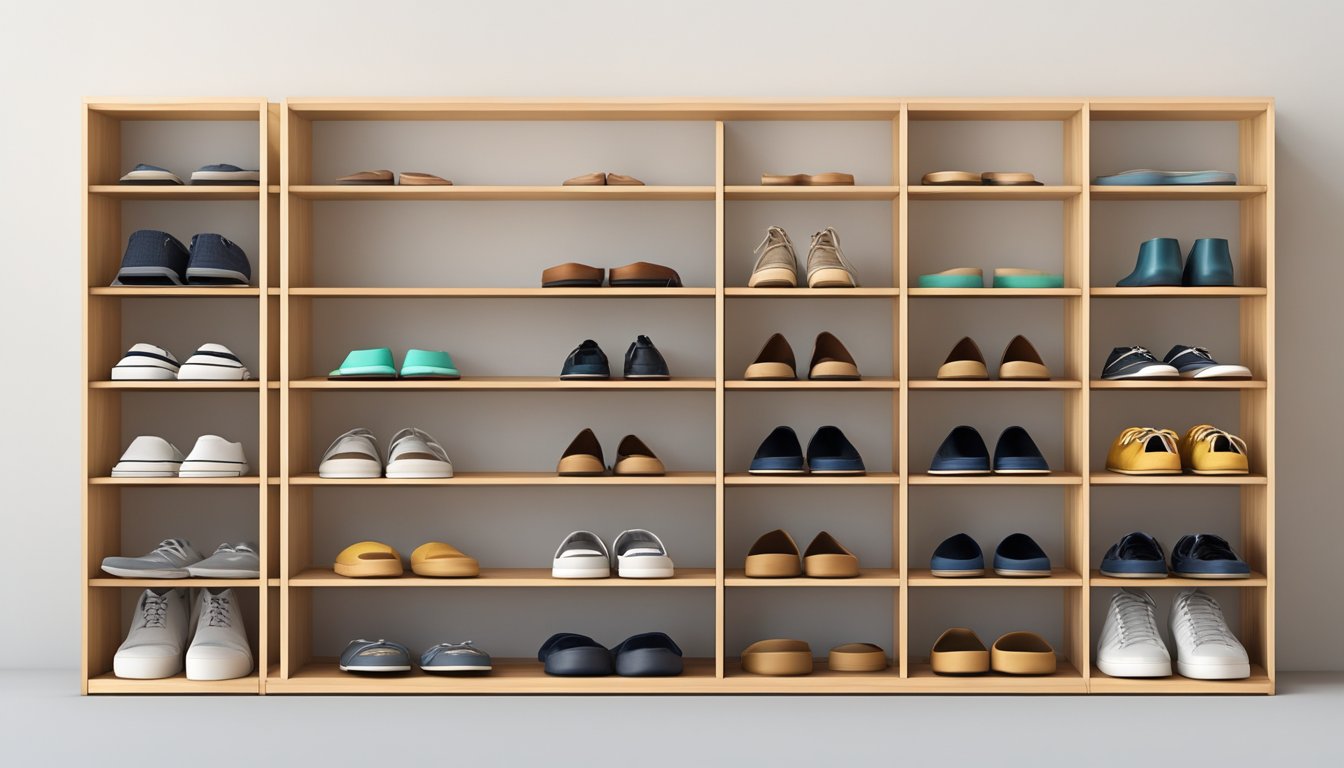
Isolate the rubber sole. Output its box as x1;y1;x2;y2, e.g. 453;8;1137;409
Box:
615;648;684;676
827;644;888;672
930;568;985;578
1102;367;1180;379
744;554;802;578
177;365;248;381
807;268;856;288
339;664;411;672
1187;469;1249;475
111;466;180;477
111;367;178;380
1097;658;1172;678
1170;570;1251;579
1098;569;1167;578
178;468;247;478
542;279;603;287
544;647;614;676
741;640;813;676
926;468;991;475
1105;467;1183;475
558;373;610;380
1176;659;1251;679
991;468;1051;474
994;568;1052;577
333;560;403;578
185;653;253;681
748;268;798;288
114;655;183;679
422;664;492;673
186;567;261;578
101;566;188;578
609;279;681;287
412;561;479;578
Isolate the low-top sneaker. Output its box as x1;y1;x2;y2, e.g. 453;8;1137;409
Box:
1180;424;1249;475
1097;589;1172;678
186;588;253;681
420;641;492;673
177;343;251;380
114;589;189;679
179;435;249;477
748;226;799;288
805;227;859;288
1100;532;1167;578
102;538;203;578
187;542;261;578
624;335;670;379
111;343;180;380
189;163;259;185
1162;345;1251;379
185;233;252;286
1170;533;1251;579
339;639;412;673
111;435;184;477
113;229;189;286
560;339;610;380
385;427;453;478
1101;346;1179;379
1169;589;1250;679
318;428;381;478
1105;427;1181;475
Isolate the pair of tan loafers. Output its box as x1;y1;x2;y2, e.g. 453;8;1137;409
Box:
760;172;855;186
930;628;1056;675
921;170;1042;186
541;262;682;288
745;529;859;578
938;335;1050;380
740;640;887;675
563;172;644;186
337;170;452;186
746;331;860;381
333;541;479;578
557;428;664;476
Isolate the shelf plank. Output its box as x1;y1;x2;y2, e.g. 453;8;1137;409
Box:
724;185;900;201
88;380;264;391
908;185;1081;201
724;568;900;587
87;672;260;694
719;661;902;692
85;100;264;120
724;287;899;297
1089;286;1266;297
286;286;714;298
1090;379;1267;390
908;472;1083;486
724;472;899;486
908;379;1082;390
1090;185;1266;201
907;569;1083;586
1087;99;1271;121
908;287;1082;297
88;476;262;486
905;101;1085;120
725;378;899;390
287;471;715;486
290;376;715;391
269;658;724;694
903;662;1086;693
1089;570;1268;587
1090;472;1267;486
89;577;261;588
288;185;715;201
89;287;261;297
289;567;714;588
88;185;262;200
1089;665;1272;694
284;99;906;121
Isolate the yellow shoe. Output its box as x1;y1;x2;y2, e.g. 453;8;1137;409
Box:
410;541;480;578
333;541;404;578
1106;427;1181;475
1180;425;1249;475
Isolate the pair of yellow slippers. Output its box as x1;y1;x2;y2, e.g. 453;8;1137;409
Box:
1107;424;1249;475
334;541;479;578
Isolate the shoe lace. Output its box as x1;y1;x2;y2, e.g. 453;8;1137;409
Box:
140;593;169;629
425;640;476;655
1188;425;1247;455
1117;427;1178;453
1112;346;1156;366
1112;593;1161;648
1179;592;1234;647
807;227;860;284
389;427;450;462
205;594;232;629
153;538;193;560
752;226;797;272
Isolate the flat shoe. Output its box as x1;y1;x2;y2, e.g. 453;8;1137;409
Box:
608;261;681;287
557;428;605;476
398;171;452;186
803;531;859;577
605;172;644;186
808;331;860;380
398;349;459;380
930;628;989;675
937;337;988;380
981;171;1042;186
744;333;797;380
563;172;607;186
992;268;1064;288
741;639;812;676
611;632;683;676
991;632;1057;675
918;267;984;288
337;169;394;185
999;335;1050;379
339;639;411;673
328;347;397;379
921;170;980;185
748;426;805;474
827;643;887;672
334;541;404;578
613;434;665;476
542;262;604;287
538;633;613;676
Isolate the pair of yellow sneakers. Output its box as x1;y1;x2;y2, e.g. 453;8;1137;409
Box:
1106;424;1249;475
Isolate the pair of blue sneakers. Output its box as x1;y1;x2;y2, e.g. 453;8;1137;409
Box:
1101;532;1251;578
931;532;1051;577
750;425;864;475
929;425;1049;474
112;229;251;287
1117;237;1234;287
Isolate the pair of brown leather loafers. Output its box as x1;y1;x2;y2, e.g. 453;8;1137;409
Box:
557;428;664;476
938;335;1049;380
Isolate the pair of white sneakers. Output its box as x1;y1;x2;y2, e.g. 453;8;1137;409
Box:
115;587;253;681
112;342;251;381
112;435;249;478
1097;588;1250;680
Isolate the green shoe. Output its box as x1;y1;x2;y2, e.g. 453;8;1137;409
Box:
992;268;1064;289
328;347;397;379
400;349;460;379
918;267;984;288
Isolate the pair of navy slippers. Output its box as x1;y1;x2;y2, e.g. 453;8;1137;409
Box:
930;532;1051;577
1100;532;1251;579
929;425;1049;474
749;425;865;475
538;631;683;676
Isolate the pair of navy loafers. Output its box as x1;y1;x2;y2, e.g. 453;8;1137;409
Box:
930;532;1051;577
538;631;684;676
929;425;1048;475
749;425;865;475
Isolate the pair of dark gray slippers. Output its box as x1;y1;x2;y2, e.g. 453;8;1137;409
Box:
538;632;683;676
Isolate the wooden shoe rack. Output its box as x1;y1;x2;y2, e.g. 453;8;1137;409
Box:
82;98;1274;694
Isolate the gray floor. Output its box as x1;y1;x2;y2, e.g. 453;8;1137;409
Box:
4;670;1341;766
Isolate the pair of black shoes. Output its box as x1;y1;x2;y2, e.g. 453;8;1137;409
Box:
539;632;683;676
561;336;669;380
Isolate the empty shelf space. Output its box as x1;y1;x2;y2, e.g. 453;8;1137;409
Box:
87;672;260;694
287;471;715;486
285;286;714;298
1090;379;1268;390
909;379;1081;390
268;659;719;694
724;569;900;587
288;568;714;588
87;185;263;200
1090;472;1267;486
1089;665;1272;694
1090;185;1266;201
724;472;899;486
724;185;900;201
1090;286;1267;298
908;473;1083;486
908;185;1081;200
907;569;1082;587
725;378;899;390
1090;570;1267;587
287;185;715;201
291;376;715;391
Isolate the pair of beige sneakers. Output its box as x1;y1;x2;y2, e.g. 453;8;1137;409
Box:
749;226;859;288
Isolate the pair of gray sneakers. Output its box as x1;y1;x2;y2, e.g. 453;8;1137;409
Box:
101;538;259;578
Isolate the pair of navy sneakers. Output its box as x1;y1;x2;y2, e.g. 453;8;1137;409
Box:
112;229;251;287
1101;532;1251;579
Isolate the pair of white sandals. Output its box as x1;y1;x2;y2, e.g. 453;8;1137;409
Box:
112;435;250;477
111;342;251;381
552;530;674;579
318;427;453;479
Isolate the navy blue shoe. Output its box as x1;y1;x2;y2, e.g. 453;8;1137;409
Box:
992;426;1050;474
189;163;260;186
119;163;183;185
805;426;865;475
1183;238;1235;286
1117;237;1183;287
113;229;189;286
1100;532;1168;578
560;339;610;380
624;335;670;380
610;632;684;677
930;533;984;577
538;633;614;676
1161;345;1251;380
929;426;990;475
1170;534;1250;579
749;426;805;474
1100;346;1179;380
993;533;1051;577
185;233;252;286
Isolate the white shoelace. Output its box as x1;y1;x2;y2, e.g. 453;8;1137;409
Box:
425;641;479;656
152;538;194;562
752;226;797;273
1116;427;1179;453
1188;425;1247;455
807;228;860;284
140;593;169;629
205;594;232;629
388;427;450;462
1179;592;1235;648
1112;592;1162;648
1110;346;1159;368
323;428;380;461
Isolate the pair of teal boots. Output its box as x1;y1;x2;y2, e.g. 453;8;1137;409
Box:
1118;237;1234;287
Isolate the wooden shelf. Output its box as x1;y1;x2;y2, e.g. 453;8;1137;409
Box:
720;661;902;692
724;568;900;587
291;376;715;391
89;287;261;297
724;185;900;201
269;658;721;694
907;569;1083;586
88;185;262;200
724;472;899;486
908;185;1081;200
286;286;714;298
1090;472;1268;486
909;379;1082;390
904;662;1086;693
909;287;1082;297
724;287;899;297
288;185;714;201
908;472;1083;485
89;380;263;391
288;471;715;486
89;577;261;588
1089;665;1272;694
1089;286;1267;297
1090;379;1267;390
87;672;260;694
1090;570;1268;587
1087;99;1272;121
88;476;262;486
1090;185;1266;201
725;378;899;390
289;567;714;588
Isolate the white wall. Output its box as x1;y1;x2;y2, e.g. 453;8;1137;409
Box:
2;0;1340;671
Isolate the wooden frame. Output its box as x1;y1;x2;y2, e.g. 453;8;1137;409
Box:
82;97;1273;694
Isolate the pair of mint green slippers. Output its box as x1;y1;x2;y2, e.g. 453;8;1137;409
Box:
918;267;1064;289
329;347;460;379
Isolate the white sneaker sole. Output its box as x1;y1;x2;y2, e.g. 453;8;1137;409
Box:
191;171;260;182
384;460;453;479
114;655;183;679
179;462;248;477
1098;657;1172;678
422;664;492;673
551;566;611;578
1177;659;1251;680
186;567;260;578
120;170;182;184
1183;365;1252;379
339;664;411;673
318;458;381;478
185;654;253;681
111;464;180;477
101;566;189;578
111;367;178;381
1103;366;1180;379
177;365;249;381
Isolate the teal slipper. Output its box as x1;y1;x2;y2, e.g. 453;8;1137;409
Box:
992;269;1064;289
329;347;397;379
400;349;460;379
918;268;984;289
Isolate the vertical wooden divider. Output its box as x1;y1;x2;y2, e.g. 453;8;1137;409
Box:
255;100;273;694
894;106;910;677
1063;106;1091;682
714;120;726;677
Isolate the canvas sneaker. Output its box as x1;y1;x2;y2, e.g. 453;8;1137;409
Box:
119;163;183;185
185;588;254;680
748;226;799;287
805;227;859;288
1101;346;1179;379
112;229;190;286
185;233;252;286
177;343;251;381
113;588;189;679
101;538;203;578
111;343;181;381
1096;589;1172;678
1162;345;1251;379
1169;588;1251;679
179;435;250;477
